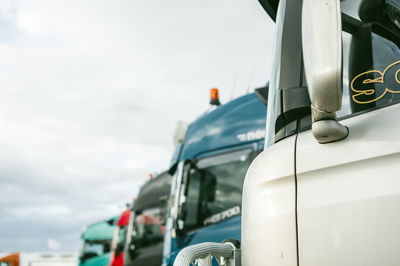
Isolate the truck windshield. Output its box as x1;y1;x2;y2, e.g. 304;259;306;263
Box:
81;240;110;260
178;149;256;231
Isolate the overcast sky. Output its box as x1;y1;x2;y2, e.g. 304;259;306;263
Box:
0;0;274;253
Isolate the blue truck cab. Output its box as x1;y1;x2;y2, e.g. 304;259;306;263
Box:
162;89;267;265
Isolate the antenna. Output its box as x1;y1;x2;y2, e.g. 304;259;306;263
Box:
230;72;238;100
246;65;256;94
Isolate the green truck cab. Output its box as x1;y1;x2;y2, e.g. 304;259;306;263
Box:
79;217;117;266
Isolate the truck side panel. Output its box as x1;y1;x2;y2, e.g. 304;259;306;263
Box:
242;136;297;266
296;104;400;265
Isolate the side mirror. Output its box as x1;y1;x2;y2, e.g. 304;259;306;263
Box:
302;0;349;143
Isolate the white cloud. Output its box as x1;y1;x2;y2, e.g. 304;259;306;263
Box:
0;0;274;252
6;205;72;218
0;0;15;20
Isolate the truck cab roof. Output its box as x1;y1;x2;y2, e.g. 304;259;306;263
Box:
82;218;117;241
133;171;171;212
179;93;267;161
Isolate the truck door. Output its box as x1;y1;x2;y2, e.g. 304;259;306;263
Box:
242;0;304;264
296;1;400;265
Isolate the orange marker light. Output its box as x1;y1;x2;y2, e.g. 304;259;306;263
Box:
210;88;220;106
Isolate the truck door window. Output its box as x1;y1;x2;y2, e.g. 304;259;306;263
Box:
129;208;164;253
266;0;400;145
338;1;400;117
178;149;257;232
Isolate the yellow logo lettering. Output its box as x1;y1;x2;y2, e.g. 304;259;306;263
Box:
351;61;400;104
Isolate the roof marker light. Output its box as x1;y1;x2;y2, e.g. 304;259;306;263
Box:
210;88;221;106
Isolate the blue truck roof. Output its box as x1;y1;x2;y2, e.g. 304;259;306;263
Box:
180;93;267;160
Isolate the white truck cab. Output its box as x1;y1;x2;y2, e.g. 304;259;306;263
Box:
243;0;400;265
173;0;400;265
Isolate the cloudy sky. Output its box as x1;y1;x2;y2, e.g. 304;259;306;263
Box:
0;0;274;253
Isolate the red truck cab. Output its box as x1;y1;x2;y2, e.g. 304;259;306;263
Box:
109;209;131;266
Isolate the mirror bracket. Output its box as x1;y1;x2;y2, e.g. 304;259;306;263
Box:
311;106;348;143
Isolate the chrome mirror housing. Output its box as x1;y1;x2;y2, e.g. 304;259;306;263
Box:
302;0;348;143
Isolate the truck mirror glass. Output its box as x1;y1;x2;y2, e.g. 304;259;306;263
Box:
302;0;348;143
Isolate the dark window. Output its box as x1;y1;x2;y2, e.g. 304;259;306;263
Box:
124;208;165;265
80;240;110;261
267;0;400;145
131;208;164;249
125;208;165;265
178;149;257;231
338;1;400;118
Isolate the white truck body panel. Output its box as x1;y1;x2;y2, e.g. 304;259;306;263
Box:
297;103;400;265
242;103;400;266
241;136;297;266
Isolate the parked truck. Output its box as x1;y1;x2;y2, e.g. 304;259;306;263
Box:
163;89;268;265
109;209;131;266
28;254;77;266
109;171;172;266
0;253;19;266
174;0;400;265
78;217;116;266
